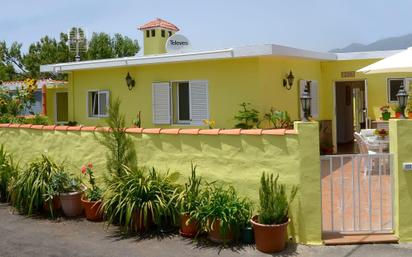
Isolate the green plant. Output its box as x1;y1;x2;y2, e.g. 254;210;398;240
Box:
49;169;82;194
102;166;181;232
181;163;202;214
234;102;259;129
258;173;297;225
95;98;137;177
0;145;17;202
24;114;49;125
9;155;61;215
81;163;102;201
192;184;252;241
262;108;293;129
132;110;141;128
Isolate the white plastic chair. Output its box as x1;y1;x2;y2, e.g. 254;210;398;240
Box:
354;132;378;176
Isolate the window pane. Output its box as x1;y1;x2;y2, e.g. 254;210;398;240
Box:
146;30;150;38
178;83;190;121
389;79;403;102
151;30;155;37
161;30;165;38
98;92;107;116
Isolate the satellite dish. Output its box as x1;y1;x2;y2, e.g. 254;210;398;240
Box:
166;34;191;53
69;27;87;62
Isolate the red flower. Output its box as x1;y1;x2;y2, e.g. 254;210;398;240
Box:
81;165;87;174
87;163;93;169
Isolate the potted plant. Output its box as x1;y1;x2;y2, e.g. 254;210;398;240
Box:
251;173;297;253
52;169;84;217
392;105;402;118
81;163;103;221
179;163;202;238
380;105;391;120
9;155;60;217
193;184;252;244
375;128;388;140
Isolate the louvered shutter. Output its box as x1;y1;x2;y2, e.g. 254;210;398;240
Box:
310;80;319;119
152;82;171;124
404;78;412;92
189;80;209;125
299;80;306;120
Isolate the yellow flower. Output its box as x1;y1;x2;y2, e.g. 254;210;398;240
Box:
202;119;216;129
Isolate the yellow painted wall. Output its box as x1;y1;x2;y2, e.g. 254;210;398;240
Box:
58;57;325;128
142;28;174;55
0;122;321;244
321;59;412;120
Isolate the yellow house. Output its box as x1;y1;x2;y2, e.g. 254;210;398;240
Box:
40;18;411;153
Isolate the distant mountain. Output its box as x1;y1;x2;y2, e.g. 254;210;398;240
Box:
330;33;412;53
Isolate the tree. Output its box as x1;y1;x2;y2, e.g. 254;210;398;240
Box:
0;41;24;80
87;32;140;60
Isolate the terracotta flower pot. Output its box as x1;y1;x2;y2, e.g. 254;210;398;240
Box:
81;197;103;221
43;197;61;212
207;219;234;243
132;209;153;232
251;215;289;253
408;112;412;119
180;213;199;238
59;191;84;217
396;112;401;118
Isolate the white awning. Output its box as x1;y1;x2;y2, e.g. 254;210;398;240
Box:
358;47;412;74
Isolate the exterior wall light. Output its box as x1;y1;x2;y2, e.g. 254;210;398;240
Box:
283;70;295;90
300;81;312;121
396;81;408;119
125;72;135;91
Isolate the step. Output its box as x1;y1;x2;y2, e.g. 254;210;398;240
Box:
323;232;398;245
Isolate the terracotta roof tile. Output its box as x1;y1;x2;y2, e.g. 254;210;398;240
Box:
139;18;179;32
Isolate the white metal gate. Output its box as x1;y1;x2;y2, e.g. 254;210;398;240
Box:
320;154;393;234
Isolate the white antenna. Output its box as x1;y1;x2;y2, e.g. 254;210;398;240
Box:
69;27;87;62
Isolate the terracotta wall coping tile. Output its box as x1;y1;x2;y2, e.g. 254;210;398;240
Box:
262;129;286;135
19;124;32;129
285;129;298;135
94;127;111;132
67;126;83;131
43;125;57;131
240;129;262;135
219;129;241;135
161;128;181;135
0;123;299;136
179;129;200;135
55;126;69;131
31;125;44;130
142;128;162;134
81;126;96;132
198;129;220;135
125;127;143;134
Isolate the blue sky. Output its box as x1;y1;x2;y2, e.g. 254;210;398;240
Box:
2;0;412;53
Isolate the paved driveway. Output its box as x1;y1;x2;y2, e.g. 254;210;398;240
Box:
1;204;412;257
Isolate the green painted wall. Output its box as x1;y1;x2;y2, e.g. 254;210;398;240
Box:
390;119;412;241
0;122;321;244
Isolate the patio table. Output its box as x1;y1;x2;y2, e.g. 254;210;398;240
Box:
366;136;389;153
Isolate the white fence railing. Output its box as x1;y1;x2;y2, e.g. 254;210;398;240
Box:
320;154;393;233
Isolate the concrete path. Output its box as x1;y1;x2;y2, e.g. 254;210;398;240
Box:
1;204;412;257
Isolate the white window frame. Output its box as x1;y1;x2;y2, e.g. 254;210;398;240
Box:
86;90;110;118
176;81;191;124
387;78;411;103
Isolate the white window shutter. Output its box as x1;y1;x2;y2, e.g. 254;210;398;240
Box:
189;80;209;125
152;82;171;124
404;78;412;92
311;80;319;119
299;80;306;120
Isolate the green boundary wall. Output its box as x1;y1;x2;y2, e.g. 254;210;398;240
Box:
0;122;321;244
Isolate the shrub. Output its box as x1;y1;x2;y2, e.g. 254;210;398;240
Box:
102;166;181;232
234;102;259;129
262;108;293;129
0;145;17;202
193;184;252;240
9;155;62;215
258;172;297;225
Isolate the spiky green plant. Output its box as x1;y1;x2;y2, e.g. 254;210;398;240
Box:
181;163;202;215
9;155;63;216
192;184;252;242
102;166;181;232
0;145;17;202
258;172;298;225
